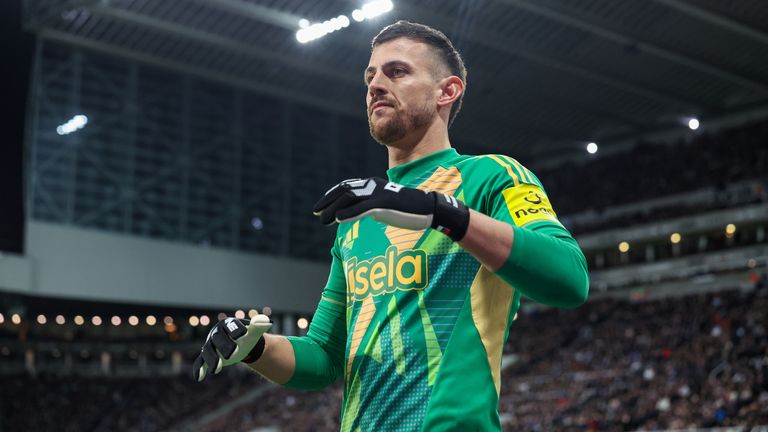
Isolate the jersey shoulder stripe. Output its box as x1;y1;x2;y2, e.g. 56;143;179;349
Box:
460;154;542;188
466;155;521;186
499;155;536;185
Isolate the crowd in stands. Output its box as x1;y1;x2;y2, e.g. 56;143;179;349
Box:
538;118;768;224
0;367;264;431
499;285;768;430
565;179;768;236
6;282;764;431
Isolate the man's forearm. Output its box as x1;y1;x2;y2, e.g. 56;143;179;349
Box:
458;209;514;271
247;293;346;390
245;333;295;384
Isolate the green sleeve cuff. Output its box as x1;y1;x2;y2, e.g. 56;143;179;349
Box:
498;224;589;308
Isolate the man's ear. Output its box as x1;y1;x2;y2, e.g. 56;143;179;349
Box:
437;76;464;109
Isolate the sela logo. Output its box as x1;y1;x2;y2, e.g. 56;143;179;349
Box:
345;246;428;301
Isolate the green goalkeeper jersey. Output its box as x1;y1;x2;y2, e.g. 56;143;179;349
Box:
285;148;589;431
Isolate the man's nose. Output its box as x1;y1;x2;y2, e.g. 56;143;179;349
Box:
368;73;388;98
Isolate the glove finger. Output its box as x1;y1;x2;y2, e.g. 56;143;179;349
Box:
193;355;207;382
201;341;223;376
335;200;380;224
247;315;273;337
222;317;248;340
211;328;237;360
318;193;360;225
313;180;357;214
248;314;272;327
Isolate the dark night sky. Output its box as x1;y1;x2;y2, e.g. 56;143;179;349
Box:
0;0;32;254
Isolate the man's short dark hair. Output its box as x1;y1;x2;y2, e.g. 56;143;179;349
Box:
372;21;467;128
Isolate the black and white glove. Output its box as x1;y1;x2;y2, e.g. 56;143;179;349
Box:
313;177;470;241
193;315;272;382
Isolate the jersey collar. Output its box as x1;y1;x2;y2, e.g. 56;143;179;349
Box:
386;148;460;184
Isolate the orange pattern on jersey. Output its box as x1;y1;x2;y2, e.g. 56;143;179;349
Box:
384;167;462;251
346;294;376;382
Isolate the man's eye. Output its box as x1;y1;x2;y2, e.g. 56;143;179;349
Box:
392;68;405;76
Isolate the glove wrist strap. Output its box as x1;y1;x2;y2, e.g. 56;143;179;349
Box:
241;336;266;364
431;192;470;241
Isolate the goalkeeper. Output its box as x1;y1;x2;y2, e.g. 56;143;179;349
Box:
194;21;589;431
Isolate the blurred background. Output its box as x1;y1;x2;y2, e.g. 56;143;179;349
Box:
0;0;767;431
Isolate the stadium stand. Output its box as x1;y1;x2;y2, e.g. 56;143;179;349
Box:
542;118;768;218
0;369;261;431
499;286;768;431
3;280;765;431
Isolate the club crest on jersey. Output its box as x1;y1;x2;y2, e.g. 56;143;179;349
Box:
345;246;428;301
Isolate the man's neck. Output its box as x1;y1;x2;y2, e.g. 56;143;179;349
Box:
386;121;452;169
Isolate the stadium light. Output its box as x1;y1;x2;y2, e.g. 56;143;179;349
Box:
37;314;47;325
353;0;394;22
297;317;309;329
128;315;139;326
146;315;157;326
296;15;351;43
111;316;121;326
56;114;88;135
11;314;21;325
586;142;598;154
189;316;199;327
725;223;736;238
235;309;245;319
351;9;365;22
92;316;102;326
688;118;700;130
251;216;264;230
55;315;66;325
297;0;392;43
0;313;4;324
618;241;630;253
163;316;174;325
262;306;272;316
248;309;258;318
74;315;85;326
670;233;681;244
218;312;227;321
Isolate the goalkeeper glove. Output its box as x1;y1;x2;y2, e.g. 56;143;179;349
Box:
193;315;272;382
313;177;470;241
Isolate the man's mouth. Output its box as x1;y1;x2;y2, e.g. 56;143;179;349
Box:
370;101;393;113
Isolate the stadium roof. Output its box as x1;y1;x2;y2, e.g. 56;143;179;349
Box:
23;0;768;162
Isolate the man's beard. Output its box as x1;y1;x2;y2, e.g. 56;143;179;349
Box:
368;102;434;145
